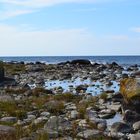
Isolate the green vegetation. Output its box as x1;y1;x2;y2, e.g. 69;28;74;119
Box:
3;63;26;75
53;92;82;103
45;100;64;115
100;92;108;101
0;101;27;120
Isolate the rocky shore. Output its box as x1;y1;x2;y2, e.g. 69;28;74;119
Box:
0;59;140;140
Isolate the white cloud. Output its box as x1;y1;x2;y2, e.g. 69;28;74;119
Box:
130;27;140;33
0;0;124;19
73;8;97;12
0;9;34;19
0;24;140;56
105;35;128;41
0;0;111;8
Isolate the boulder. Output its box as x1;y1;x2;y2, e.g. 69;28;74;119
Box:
120;78;140;113
133;121;140;131
76;85;87;93
123;110;140;123
70;59;91;65
0;125;16;140
44;116;72;138
25;64;45;72
111;122;132;134
130;133;140;140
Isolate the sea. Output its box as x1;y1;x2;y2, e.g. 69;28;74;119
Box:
0;56;140;66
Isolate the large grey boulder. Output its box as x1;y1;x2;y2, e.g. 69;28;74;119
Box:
44;116;72;138
0;125;16;140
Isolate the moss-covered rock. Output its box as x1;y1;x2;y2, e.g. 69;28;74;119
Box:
120;78;140;104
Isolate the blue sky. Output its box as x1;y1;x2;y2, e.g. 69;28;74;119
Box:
0;0;140;56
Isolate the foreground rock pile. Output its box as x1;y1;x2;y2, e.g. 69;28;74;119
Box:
0;59;139;140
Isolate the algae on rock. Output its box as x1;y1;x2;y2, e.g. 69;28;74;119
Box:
120;78;140;103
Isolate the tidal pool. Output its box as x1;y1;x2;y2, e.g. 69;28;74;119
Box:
44;78;120;95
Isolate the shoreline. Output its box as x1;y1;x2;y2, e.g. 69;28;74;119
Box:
1;56;140;66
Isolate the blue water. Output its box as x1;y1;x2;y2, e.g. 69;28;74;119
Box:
0;56;140;66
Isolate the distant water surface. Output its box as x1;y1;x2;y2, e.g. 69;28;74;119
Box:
0;56;140;66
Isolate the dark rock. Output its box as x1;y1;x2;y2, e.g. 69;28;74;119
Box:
0;62;4;82
112;93;123;102
70;59;91;65
76;85;87;93
122;73;129;79
105;90;115;93
21;83;31;90
112;62;119;66
60;73;72;80
111;122;132;134
58;61;70;65
123;110;140;123
26;65;45;72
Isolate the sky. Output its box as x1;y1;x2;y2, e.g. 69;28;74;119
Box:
0;0;140;56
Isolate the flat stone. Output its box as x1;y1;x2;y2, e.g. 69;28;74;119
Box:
34;117;48;125
1;117;17;123
40;112;50;117
107;104;121;112
77;129;101;139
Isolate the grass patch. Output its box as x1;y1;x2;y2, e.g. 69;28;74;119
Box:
0;101;27;120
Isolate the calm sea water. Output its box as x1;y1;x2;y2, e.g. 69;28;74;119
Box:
0;56;140;66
